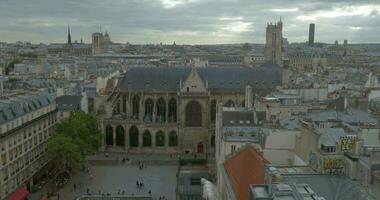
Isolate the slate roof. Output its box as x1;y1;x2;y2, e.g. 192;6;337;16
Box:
118;65;282;92
56;95;82;111
0;92;54;125
305;109;379;125
283;174;372;200
317;128;346;146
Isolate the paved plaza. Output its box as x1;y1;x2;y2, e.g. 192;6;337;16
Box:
29;155;178;200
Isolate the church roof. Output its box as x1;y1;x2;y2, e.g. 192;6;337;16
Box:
118;64;282;92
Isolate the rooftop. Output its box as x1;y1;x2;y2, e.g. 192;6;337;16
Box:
224;146;269;200
0;91;54;126
283;174;372;200
118;65;282;92
250;183;325;200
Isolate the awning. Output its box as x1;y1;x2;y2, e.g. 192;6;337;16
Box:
7;187;29;200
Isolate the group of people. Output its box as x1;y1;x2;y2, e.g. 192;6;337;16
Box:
86;166;94;179
71;154;172;199
121;157;130;164
138;160;147;170
72;183;84;191
136;181;145;190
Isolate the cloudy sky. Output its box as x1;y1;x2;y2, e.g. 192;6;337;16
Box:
0;0;379;44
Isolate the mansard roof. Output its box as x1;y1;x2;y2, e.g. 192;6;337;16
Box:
118;64;282;92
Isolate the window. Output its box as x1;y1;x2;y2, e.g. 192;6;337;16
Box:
156;98;166;123
132;95;140;119
169;131;178;147
156;131;165;147
168;98;177;123
190;178;201;185
225;100;234;107
185;101;202;127
231;145;236;153
143;130;152;147
144;98;154;122
210;100;216;122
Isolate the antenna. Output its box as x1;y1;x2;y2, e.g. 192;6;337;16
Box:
100;24;102;33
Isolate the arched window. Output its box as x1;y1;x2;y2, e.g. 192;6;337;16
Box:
144;98;154;122
169;131;178;147
168;98;177;123
129;126;139;147
156;131;165;147
210;100;216;122
156;98;166;123
132;95;140;119
116;125;125;146
211;135;215;147
143;130;152;147
225;100;234;107
105;125;113;146
241;100;245;107
185;100;202;127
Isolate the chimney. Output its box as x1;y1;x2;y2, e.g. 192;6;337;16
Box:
245;85;253;109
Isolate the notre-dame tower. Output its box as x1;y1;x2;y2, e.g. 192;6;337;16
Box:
264;19;283;66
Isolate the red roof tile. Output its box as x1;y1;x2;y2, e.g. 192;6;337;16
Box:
224;146;269;200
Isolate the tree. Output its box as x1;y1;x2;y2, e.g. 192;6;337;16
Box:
5;58;21;75
48;112;102;171
48;134;83;170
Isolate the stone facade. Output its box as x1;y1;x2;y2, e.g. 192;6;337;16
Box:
96;66;282;154
264;20;283;66
0;92;57;199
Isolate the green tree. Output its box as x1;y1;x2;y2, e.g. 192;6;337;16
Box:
48;112;102;171
48;134;83;170
5;58;21;75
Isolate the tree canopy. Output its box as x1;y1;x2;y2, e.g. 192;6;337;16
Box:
5;58;21;75
48;112;102;171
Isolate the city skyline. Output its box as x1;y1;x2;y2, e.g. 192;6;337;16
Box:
1;0;380;44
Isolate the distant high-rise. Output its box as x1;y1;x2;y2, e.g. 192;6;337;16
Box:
264;19;283;66
308;23;315;47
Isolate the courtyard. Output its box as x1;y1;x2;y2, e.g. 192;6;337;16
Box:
29;154;179;200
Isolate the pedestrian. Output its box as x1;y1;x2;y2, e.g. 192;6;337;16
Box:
148;190;151;195
86;188;90;194
73;183;76;191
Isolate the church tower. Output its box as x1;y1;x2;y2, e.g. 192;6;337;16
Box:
67;25;72;45
264;19;283;66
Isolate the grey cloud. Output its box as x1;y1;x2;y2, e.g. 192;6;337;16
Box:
0;0;379;43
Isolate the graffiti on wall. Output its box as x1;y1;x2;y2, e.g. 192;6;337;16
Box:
323;158;344;170
340;135;358;151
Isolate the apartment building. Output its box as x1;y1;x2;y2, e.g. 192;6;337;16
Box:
0;91;57;199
